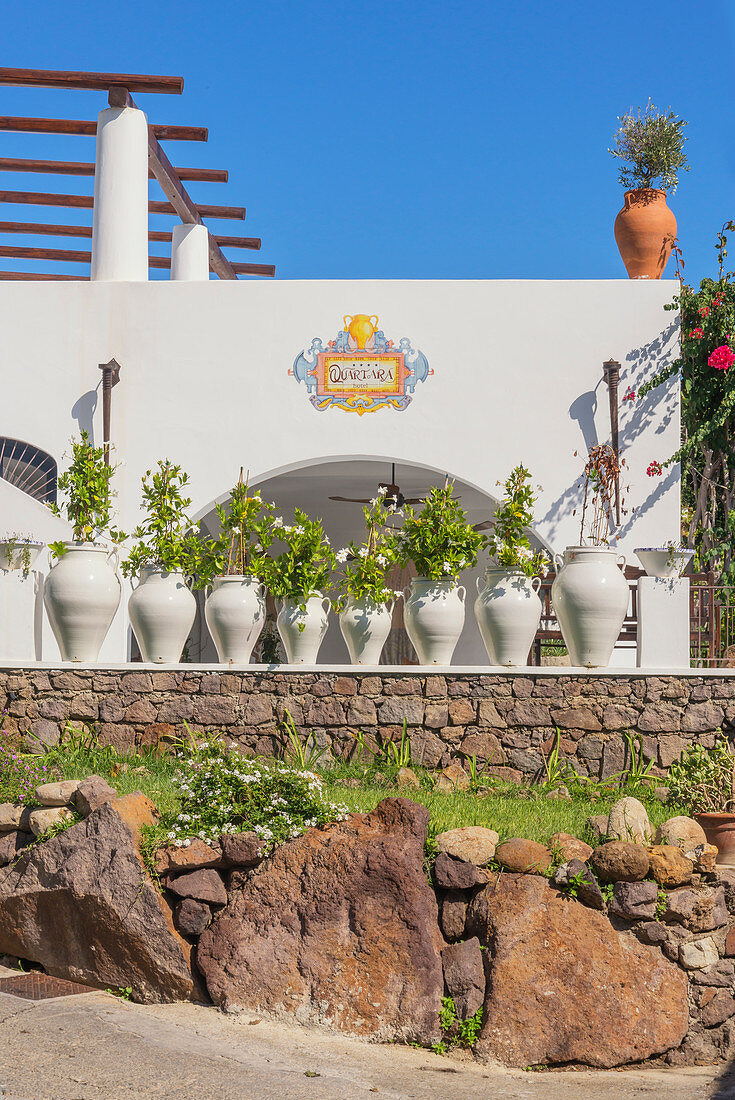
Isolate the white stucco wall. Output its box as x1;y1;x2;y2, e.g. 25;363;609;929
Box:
0;278;680;663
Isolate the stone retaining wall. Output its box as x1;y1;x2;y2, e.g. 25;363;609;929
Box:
3;667;735;778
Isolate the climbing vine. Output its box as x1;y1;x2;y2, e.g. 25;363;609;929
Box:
640;223;735;580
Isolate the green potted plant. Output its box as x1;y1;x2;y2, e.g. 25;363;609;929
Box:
474;465;546;666
121;460;202;664
551;445;630;668
0;532;44;576
668;740;735;866
336;490;399;665
261;508;336;664
44;431;125;662
395;484;485;664
609;100;688;279
202;471;277;664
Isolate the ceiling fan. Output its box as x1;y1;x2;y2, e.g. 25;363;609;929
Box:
329;463;430;510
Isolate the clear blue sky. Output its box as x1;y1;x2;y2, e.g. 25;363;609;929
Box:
1;0;731;282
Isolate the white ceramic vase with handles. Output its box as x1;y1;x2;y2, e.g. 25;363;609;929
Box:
43;542;121;662
551;546;630;667
474;568;542;666
403;577;465;665
339;596;395;665
205;574;266;664
277;592;331;664
128;565;197;664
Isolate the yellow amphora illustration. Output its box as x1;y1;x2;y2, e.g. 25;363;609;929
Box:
343;314;379;349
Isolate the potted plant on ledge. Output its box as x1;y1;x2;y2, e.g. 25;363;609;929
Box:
551;445;630;668
202;471;276;664
668;740;735;867
0;532;44;575
395;484;485;665
474;465;546;666
44;431;124;662
609;100;688;279
262;508;336;664
121;460;202;664
336;491;398;665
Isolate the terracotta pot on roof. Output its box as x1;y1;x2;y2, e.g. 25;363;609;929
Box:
614;188;677;279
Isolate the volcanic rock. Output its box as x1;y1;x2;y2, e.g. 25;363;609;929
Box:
220;832;264;868
433;852;488;890
663;887;728;933
0;800;194;1002
28;806;75;836
435;826;498;866
609;880;658;921
588;841;650;883
442;937;485;1019
0;831;32;868
550;859;604;910
549;832;593;863
166;869;227;906
494;838;551;874
606;796;652;845
466;873;688;1067
34;780;81;807
197;798;444;1043
155;840;223;875
74;775;117;815
656;816;707;851
174;898;212;937
649;845;694;888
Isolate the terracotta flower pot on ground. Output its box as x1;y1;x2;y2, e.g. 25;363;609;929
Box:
695;812;735;868
614;188;676;279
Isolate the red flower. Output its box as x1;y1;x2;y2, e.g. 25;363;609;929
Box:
622;386;635;403
690;328;704;340
714;293;725;307
647;460;663;477
708;345;735;372
700;306;710;318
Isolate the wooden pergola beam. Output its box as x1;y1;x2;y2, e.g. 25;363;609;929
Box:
0;271;88;280
0;157;228;183
0;192;246;220
145;125;238;280
0;118;208;141
0;222;262;250
215;234;262;250
0;68;184;95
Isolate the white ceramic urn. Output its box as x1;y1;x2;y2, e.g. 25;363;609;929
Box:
403;577;465;665
474;568;542;666
339;596;394;665
277;593;331;664
205;575;266;664
43;542;121;662
551;546;629;667
128;565;196;664
634;547;694;578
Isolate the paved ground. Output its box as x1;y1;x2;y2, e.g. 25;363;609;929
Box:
0;989;733;1100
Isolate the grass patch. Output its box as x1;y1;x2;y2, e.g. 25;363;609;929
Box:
9;723;683;858
321;762;679;845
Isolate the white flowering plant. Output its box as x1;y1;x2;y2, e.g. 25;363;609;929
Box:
395;484;486;581
485;465;547;577
200;470;277;584
163;739;349;850
261;507;336;616
335;491;399;611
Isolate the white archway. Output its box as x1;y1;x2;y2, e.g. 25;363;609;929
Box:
192;455;550;666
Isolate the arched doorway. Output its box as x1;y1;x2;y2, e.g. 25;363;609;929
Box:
193;457;549;666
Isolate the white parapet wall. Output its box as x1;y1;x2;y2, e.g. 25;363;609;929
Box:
0;278;681;664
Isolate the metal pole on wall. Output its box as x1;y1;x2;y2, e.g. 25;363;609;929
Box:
98;358;121;465
603;358;621;525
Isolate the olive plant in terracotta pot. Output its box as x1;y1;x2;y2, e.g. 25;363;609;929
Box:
609;101;689;279
668;740;735;867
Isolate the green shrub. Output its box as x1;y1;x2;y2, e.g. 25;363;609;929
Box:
161;739;349;849
667;738;735;813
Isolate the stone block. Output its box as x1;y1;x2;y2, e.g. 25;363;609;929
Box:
442;937;485;1019
378;697;424;725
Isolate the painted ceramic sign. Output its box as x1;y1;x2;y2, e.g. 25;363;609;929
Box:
290;314;432;414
